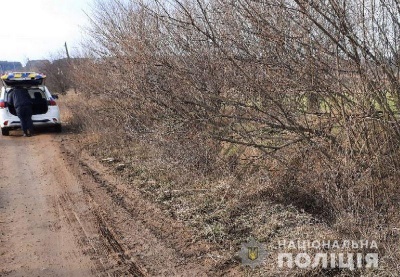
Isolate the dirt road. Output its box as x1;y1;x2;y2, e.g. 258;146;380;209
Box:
0;130;223;276
0;132;96;276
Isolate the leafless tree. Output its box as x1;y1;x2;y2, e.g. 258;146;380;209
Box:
68;1;400;272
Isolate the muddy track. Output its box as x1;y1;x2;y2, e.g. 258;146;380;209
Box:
0;129;225;276
62;142;220;276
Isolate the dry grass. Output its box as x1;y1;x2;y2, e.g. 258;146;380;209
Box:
57;92;400;276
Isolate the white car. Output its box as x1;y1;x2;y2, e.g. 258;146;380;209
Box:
0;72;61;136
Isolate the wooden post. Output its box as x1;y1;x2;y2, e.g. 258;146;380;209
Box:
64;42;77;93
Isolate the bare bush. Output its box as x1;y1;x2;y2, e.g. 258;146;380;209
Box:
35;52;74;93
65;0;400;275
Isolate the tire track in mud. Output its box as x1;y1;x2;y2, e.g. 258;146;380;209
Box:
96;212;146;276
56;183;147;277
78;161;212;276
60;141;218;276
55;193;111;276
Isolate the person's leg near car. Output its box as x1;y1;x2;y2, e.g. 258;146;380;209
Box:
16;106;31;137
25;105;34;136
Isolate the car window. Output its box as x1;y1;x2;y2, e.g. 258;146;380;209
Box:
5;87;47;101
28;89;46;99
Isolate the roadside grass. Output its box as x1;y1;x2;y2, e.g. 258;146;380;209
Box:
59;92;400;276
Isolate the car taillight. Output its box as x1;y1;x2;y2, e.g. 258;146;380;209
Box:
48;99;57;106
3;121;8;126
0;101;6;108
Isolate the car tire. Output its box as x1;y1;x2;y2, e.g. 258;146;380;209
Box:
1;128;9;136
54;124;62;133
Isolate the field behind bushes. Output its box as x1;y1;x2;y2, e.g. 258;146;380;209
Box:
58;0;400;275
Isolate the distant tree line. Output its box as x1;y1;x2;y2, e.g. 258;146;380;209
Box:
0;61;22;73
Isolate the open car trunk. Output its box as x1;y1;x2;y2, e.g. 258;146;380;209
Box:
1;72;45;87
7;87;49;116
1;73;49;116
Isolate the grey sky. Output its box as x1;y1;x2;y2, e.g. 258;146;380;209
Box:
1;0;93;64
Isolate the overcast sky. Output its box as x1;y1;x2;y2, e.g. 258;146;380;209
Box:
1;0;93;65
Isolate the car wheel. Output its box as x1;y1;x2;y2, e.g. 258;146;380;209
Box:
54;124;62;133
1;128;9;136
